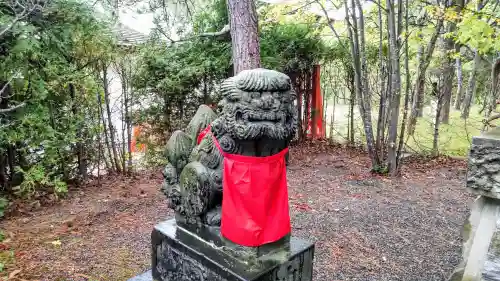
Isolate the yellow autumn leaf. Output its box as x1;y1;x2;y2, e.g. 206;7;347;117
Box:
50;240;62;247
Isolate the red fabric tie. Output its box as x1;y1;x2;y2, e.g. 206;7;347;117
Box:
197;124;212;145
212;135;291;246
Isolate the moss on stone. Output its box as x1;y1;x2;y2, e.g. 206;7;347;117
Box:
165;130;193;174
186;105;217;146
463;220;472;242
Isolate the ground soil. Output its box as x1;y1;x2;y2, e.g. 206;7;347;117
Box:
0;142;474;281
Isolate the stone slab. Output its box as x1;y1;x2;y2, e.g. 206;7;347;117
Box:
127;270;152;281
448;196;500;281
152;219;315;281
467;128;500;199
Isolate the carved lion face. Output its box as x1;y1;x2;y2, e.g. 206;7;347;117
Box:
212;68;298;141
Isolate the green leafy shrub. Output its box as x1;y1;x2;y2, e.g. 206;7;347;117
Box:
12;165;67;198
0;199;8;218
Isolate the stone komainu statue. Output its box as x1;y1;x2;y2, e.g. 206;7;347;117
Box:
161;68;298;227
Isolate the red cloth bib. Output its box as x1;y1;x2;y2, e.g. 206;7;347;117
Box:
212;135;291;246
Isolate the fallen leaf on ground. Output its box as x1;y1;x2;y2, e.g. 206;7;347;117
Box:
8;269;21;279
50;240;62;247
293;202;313;211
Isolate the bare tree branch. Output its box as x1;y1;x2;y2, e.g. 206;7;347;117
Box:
366;0;388;12
0;0;42;38
284;0;316;15
167;24;230;44
0;102;25;113
198;24;230;38
315;0;347;50
0;18;22;37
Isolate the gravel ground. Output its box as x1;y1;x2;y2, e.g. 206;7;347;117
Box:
288;144;474;281
0;143;474;281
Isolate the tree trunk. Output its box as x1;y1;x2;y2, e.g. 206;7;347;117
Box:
70;83;87;181
0;152;6;188
329;108;335;140
375;0;387;158
454;53;465;109
349;83;355;144
120;75;127;173
384;56;393;144
386;0;402;175
440;21;455;124
125;66;133;173
203;74;209;104
47;101;68;180
440;0;464;122
102;64;122;172
163;94;171;134
92;98;104;184
396;0;411;171
344;66;355;144
485;58;500;117
115;58;134;173
461;50;480;119
227;0;261;73
97;89;114;172
346;0;380;168
304;71;311;138
178;99;184;121
432;91;444;156
296;75;303;141
0;82;11;185
461;0;484;119
407;18;443;135
6;146;14;181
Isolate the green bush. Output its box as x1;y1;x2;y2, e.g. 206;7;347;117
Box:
12;165;67;198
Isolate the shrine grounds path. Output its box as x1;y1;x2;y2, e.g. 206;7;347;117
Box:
0;142;473;281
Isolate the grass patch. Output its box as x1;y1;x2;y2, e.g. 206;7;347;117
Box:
406;106;483;156
0;249;16;278
325;103;485;157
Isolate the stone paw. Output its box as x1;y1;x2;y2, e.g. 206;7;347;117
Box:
204;206;222;226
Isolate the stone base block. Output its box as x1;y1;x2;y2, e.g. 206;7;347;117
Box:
467;129;500;199
449;196;500;281
151;219;314;281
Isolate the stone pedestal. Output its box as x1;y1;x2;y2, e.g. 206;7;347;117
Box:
151;219;314;281
449;128;500;281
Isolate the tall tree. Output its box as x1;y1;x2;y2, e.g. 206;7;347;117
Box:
460;0;486;119
375;0;388;159
461;50;481;119
440;0;465;123
486;58;500;117
407;10;444;135
454;48;465;109
227;0;261;73
345;0;380;169
440;1;454;123
386;0;403;175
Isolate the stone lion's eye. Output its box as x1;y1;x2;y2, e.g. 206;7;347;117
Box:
251;92;260;99
240;91;251;102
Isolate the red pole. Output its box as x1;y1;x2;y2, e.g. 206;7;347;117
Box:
312;65;324;139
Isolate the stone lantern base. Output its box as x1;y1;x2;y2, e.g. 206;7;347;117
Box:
449;128;500;281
